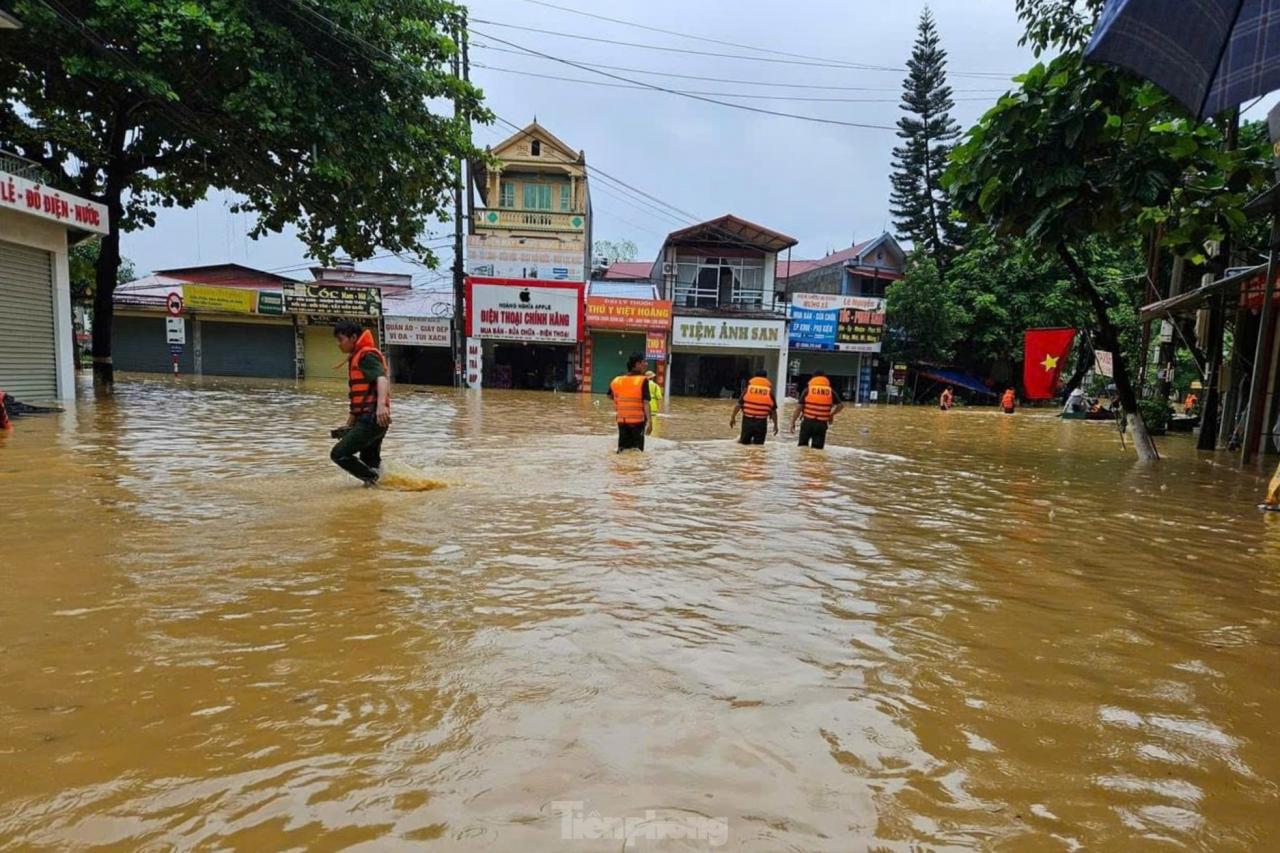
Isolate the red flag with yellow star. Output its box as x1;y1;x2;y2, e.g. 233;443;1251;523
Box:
1023;328;1076;400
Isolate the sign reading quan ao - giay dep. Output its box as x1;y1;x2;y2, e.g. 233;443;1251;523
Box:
465;277;583;343
672;316;785;349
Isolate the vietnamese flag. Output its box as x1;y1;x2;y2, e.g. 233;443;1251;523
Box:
1023;328;1076;400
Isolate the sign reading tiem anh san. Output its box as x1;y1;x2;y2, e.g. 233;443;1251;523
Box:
0;170;108;234
788;293;887;353
465;277;583;343
671;316;784;349
385;317;451;347
585;297;672;330
283;283;381;317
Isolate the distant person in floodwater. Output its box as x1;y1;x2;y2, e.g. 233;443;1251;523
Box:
1184;392;1199;414
644;370;663;416
1001;387;1017;414
790;370;844;449
731;369;777;445
609;353;651;452
0;389;10;433
940;386;954;410
329;321;391;486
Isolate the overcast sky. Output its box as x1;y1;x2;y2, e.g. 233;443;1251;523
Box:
122;1;1046;284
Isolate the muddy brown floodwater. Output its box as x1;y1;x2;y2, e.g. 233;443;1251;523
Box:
1;375;1279;851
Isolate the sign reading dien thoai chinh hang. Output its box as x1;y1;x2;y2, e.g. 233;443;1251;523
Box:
585;296;672;330
671;316;784;348
465;276;583;343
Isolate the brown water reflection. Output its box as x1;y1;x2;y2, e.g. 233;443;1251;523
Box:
1;375;1278;850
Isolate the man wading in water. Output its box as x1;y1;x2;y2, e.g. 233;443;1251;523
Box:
609;353;652;452
330;321;391;486
731;369;778;444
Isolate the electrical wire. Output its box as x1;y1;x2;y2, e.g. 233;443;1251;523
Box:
508;0;1013;79
471;18;1011;79
472;30;897;130
472;62;1000;103
471;43;1008;92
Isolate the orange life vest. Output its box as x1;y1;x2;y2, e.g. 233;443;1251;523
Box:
802;376;835;422
741;377;774;419
611;374;647;425
348;329;390;416
1001;389;1016;410
1185;394;1198;412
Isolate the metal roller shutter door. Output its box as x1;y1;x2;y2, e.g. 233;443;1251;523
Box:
201;321;295;378
113;315;195;374
0;239;57;401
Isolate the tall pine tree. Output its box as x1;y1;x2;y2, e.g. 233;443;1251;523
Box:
890;8;962;272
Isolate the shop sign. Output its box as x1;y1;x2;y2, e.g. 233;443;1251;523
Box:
283;283;381;317
183;284;258;314
0;170;109;234
385;317;451;347
892;362;908;386
788;293;887;353
465;277;582;343
1093;349;1114;378
165;317;186;345
585;296;672;330
256;291;284;315
645;331;667;362
671;316;784;349
466;337;483;386
466;236;584;281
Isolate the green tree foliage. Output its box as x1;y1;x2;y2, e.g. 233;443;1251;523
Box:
593;239;639;263
944;51;1268;460
0;0;488;386
884;255;964;363
1014;0;1106;56
889;7;961;271
68;241;133;305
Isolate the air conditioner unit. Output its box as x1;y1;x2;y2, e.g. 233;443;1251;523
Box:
661;261;676;276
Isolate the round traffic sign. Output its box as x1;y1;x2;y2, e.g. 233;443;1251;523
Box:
166;291;184;317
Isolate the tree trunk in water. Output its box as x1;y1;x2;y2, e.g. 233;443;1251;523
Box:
1056;242;1159;461
91;215;121;390
1062;333;1094;396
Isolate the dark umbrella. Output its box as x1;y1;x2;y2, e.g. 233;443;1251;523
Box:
1084;0;1280;119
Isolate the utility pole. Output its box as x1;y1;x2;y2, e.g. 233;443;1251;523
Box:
451;11;467;386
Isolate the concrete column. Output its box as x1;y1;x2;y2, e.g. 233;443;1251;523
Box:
51;236;75;401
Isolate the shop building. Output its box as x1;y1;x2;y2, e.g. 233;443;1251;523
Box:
293;260;408;381
113;272;296;378
581;279;672;394
0;158;108;401
656;215;797;398
464;276;584;390
778;233;905;401
464;121;592;389
382;288;454;386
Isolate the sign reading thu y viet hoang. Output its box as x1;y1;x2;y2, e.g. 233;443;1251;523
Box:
585;296;672;330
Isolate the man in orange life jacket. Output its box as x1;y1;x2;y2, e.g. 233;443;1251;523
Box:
730;369;778;444
329;321;391;485
789;370;844;449
608;353;652;452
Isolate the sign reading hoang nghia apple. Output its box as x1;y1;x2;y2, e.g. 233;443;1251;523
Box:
465;277;584;343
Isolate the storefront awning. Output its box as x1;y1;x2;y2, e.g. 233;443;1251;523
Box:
1139;263;1267;321
915;366;998;397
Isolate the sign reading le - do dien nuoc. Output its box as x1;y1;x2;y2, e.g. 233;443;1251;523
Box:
672;317;784;349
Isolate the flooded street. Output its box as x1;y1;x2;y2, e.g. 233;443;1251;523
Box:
2;376;1279;851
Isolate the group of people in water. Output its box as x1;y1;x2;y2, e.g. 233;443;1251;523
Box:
607;353;846;453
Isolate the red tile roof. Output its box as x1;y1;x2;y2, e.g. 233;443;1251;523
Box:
776;240;874;280
602;261;655;280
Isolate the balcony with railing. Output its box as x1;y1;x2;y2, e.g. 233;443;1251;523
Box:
668;257;780;313
473;208;586;233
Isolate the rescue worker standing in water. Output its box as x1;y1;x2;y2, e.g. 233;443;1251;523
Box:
730;369;778;444
330;321;391;485
609;353;652;452
790;370;844;449
1001;387;1017;414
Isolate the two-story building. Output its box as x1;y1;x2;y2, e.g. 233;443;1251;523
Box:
656;215;798;399
465;121;591;390
778;232;905;402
